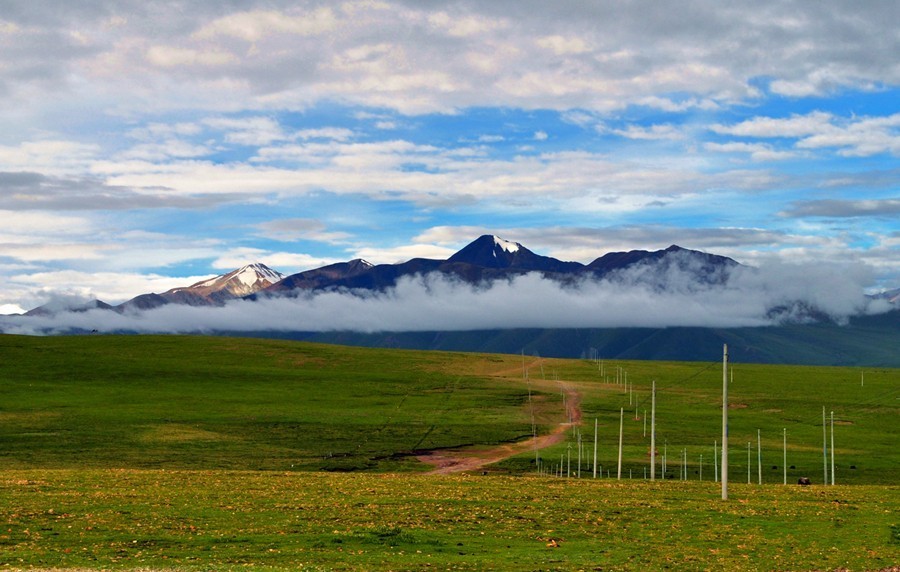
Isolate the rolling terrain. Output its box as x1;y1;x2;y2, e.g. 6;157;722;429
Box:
0;334;897;570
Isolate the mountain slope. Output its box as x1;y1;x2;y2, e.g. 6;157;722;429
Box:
266;259;374;292
178;263;284;299
588;244;740;284
24;298;115;317
118;263;284;311
265;235;733;296
446;234;583;273
276;308;900;367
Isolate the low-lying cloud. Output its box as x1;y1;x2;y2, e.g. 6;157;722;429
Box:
1;259;892;336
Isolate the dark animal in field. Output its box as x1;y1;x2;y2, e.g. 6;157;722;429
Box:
798;477;811;486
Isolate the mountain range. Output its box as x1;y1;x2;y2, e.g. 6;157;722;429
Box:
25;235;741;314
12;235;900;366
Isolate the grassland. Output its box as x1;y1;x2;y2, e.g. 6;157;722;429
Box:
0;470;897;571
0;334;898;570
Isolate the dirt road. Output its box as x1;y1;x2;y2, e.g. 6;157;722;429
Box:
417;373;582;475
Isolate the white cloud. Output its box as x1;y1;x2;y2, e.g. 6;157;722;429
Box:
711;111;834;138
193;8;338;42
0;303;25;315
203;116;286;145
1;259;884;335
128;122;203;141
117;139;214;161
0;20;21;35
254;218;351;243
293;127;355;141
0;1;896;119
10;269;214;305
606;124;685;141
536;35;591;55
427;11;507;37
635;96;719;112
0;140;99;174
704;142;797;161
711;112;900;157
146;45;236;68
211;248;335;274
0;210;94;235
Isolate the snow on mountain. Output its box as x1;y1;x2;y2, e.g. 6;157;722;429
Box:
494;236;520;254
447;234;537;269
172;263;285;298
116;263;287;311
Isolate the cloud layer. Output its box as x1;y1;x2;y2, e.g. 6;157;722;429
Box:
2;260;888;336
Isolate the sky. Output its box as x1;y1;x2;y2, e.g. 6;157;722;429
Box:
1;0;898;317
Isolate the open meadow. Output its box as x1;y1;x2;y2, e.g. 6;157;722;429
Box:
0;334;897;570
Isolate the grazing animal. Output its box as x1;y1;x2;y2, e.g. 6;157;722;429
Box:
797;476;811;486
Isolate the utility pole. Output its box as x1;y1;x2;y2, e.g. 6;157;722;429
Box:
830;411;835;486
823;406;828;486
722;344;729;500
783;428;787;485
714;440;718;483
651;380;657;481
757;429;762;485
617;407;624;480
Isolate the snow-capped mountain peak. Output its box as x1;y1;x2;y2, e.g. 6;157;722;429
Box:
493;236;520;254
174;263;285;298
447;234;526;268
234;263;285;288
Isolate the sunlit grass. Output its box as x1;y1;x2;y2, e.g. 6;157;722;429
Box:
0;470;896;571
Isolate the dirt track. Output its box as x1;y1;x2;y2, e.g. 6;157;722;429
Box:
417;364;582;474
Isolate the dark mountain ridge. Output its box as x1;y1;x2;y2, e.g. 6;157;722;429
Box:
259;235;741;298
21;235;742;316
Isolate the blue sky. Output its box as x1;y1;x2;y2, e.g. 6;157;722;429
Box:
0;0;898;313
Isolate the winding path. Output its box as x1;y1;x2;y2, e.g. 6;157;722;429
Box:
417;371;582;475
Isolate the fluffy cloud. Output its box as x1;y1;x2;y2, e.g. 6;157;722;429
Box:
711;112;900;157
2;1;897;116
252;218;351;244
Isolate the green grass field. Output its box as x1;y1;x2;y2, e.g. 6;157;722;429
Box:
0;470;897;571
0;334;898;570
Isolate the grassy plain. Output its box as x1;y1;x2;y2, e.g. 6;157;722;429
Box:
0;335;535;472
0;470;897;571
0;334;898;570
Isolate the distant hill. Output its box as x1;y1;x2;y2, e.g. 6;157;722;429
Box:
255;308;900;367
